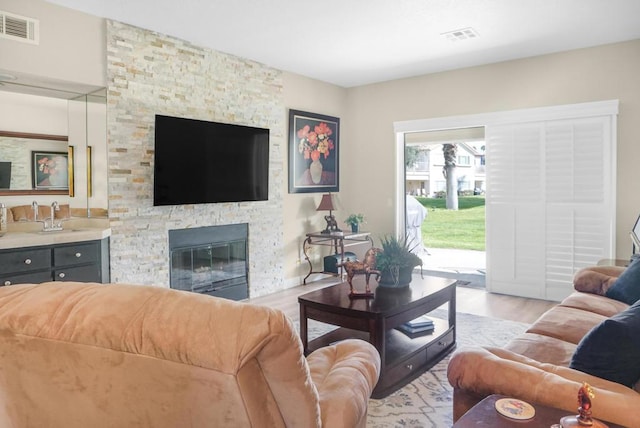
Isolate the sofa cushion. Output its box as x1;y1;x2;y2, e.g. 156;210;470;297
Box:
526;306;607;345
573;266;624;295
504;332;577;366
605;256;640;305
569;299;640;388
560;291;629;318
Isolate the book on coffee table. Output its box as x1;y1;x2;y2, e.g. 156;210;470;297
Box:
396;316;435;338
405;315;434;328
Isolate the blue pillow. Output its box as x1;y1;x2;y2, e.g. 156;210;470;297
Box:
605;255;640;305
569;299;640;388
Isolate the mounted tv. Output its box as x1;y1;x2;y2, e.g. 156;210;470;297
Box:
0;162;10;189
153;115;269;206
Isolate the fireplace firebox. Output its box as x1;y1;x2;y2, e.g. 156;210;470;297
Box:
169;224;248;300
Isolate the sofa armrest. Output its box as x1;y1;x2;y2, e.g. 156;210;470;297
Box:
307;339;380;428
573;266;625;295
447;346;640;428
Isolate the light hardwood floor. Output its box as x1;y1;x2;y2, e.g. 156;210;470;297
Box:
248;278;557;324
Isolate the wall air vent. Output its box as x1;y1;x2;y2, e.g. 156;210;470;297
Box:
0;11;39;45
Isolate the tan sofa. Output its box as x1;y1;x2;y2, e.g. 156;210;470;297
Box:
0;282;380;427
447;265;640;428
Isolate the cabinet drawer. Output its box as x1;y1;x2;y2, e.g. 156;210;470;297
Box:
383;348;427;386
1;270;52;287
53;264;101;282
0;248;51;275
54;243;99;267
427;329;455;359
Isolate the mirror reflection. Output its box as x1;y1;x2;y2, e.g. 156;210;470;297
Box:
0;79;107;217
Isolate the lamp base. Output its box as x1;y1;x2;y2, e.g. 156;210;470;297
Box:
321;214;341;234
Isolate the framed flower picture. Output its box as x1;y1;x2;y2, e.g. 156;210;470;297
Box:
32;151;69;190
288;109;339;193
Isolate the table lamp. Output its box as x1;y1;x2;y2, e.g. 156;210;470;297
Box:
317;193;340;234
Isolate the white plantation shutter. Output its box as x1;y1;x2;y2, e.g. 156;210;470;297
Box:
486;115;615;301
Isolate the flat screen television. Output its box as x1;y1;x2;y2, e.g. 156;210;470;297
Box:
153;115;269;206
0;162;10;189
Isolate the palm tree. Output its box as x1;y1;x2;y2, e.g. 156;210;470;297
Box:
442;143;458;210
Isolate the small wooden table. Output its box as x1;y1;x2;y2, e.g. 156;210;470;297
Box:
453;394;623;427
302;231;372;284
298;275;456;398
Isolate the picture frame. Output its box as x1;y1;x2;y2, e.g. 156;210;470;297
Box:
32;151;69;190
288;109;339;193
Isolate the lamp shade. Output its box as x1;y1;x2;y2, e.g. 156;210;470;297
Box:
317;194;335;211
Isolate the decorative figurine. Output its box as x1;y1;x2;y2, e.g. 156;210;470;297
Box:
560;382;609;428
339;247;381;298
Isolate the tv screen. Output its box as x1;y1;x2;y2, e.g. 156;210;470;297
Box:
153;115;269;206
0;162;10;189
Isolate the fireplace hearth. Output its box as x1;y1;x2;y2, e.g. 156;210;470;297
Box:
169;224;248;300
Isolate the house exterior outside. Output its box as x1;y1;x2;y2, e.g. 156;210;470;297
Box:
406;142;485;197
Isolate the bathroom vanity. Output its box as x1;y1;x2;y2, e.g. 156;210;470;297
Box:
0;226;110;286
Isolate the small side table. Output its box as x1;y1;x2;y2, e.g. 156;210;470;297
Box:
302;231;372;284
453;394;622;428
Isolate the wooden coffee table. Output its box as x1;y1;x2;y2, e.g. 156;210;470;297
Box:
298;275;456;398
453;394;623;427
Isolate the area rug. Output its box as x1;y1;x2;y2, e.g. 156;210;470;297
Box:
306;311;527;427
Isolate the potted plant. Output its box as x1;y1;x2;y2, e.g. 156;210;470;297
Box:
375;235;423;287
344;213;365;233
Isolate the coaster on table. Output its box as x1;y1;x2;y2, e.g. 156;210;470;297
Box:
494;398;535;420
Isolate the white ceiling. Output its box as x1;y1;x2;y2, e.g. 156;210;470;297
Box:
45;0;640;88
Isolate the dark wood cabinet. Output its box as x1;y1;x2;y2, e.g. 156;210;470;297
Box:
0;238;110;286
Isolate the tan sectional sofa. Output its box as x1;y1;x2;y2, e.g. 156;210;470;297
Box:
447;265;640;428
0;282;380;427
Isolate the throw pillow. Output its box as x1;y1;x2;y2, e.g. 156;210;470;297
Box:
605;255;640;305
569;299;640;388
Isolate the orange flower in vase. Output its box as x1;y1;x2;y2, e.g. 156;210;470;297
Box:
296;121;335;185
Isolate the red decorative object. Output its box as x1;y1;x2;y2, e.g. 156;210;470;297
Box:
339;247;381;298
559;382;609;428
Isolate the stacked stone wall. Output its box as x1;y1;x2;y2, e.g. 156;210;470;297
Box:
106;20;284;297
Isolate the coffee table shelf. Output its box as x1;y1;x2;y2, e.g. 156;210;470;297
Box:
299;275;456;398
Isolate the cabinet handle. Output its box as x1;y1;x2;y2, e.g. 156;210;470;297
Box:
75;252;82;258
3;281;10;286
438;340;449;347
24;258;32;265
58;272;66;279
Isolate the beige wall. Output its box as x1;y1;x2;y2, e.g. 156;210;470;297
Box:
0;0;105;88
344;39;640;259
281;72;349;286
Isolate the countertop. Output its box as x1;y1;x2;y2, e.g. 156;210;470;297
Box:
0;218;111;250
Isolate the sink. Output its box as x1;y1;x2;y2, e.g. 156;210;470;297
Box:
35;229;82;235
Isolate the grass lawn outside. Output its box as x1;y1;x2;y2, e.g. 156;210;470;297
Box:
416;196;485;251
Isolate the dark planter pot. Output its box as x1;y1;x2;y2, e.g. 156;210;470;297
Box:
378;266;414;288
350;224;359;233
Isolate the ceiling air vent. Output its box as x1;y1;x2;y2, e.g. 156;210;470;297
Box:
0;11;39;44
441;27;479;42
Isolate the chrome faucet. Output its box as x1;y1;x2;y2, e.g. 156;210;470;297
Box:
32;201;42;224
32;200;64;231
49;201;62;231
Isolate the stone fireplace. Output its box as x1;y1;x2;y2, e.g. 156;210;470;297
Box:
105;20;285;297
169;224;248;300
